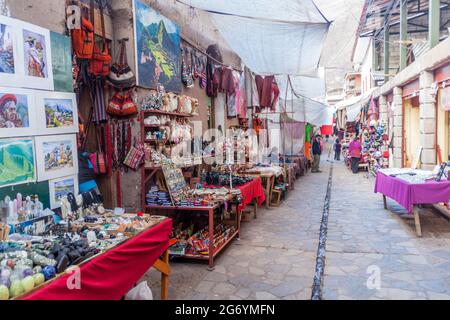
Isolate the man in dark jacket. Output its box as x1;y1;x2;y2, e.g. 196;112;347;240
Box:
311;135;322;173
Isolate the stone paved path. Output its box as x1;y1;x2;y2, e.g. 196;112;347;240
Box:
143;152;450;300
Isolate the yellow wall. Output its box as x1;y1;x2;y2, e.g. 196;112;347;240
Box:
437;89;450;162
403;98;420;167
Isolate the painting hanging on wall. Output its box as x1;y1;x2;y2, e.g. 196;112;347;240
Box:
35;92;78;135
0;15;21;87
0;138;36;187
0;87;37;138
50;32;73;92
48;175;78;209
133;0;181;92
18;20;53;91
35;134;78;181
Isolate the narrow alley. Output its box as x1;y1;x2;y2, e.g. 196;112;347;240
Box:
146;148;450;300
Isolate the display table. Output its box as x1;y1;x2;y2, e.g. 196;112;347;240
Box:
236;177;266;211
375;172;450;236
20;218;172;300
146;202;239;269
285;155;308;176
240;172;276;209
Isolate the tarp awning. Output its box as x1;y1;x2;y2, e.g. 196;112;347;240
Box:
277;97;333;126
275;73;326;100
182;0;330;75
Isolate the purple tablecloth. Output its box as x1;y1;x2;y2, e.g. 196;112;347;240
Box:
374;172;450;213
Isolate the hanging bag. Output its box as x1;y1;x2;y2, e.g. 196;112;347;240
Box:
123;140;145;170
108;39;136;89
107;90;138;117
88;126;107;174
71;0;95;59
89;0;112;76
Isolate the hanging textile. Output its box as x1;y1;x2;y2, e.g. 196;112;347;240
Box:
90;78;108;123
245;67;260;107
255;75;279;111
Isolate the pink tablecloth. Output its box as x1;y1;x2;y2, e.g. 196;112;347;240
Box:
374;172;450;213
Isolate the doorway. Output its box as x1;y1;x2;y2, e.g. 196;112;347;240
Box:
403;96;420;168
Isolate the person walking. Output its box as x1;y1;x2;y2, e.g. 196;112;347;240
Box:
334;138;342;161
311;135;322;173
348;136;362;173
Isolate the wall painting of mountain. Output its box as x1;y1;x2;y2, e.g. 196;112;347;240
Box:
0;138;35;187
133;0;181;92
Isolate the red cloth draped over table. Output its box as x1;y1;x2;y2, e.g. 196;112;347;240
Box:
22;219;172;300
374;172;450;214
237;177;266;211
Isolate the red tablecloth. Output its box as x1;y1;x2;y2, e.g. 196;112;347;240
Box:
374;172;450;213
22;218;172;300
237;177;266;210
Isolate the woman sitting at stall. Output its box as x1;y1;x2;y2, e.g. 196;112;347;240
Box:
348;136;362;174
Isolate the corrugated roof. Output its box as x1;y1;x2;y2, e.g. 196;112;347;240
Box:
358;0;450;37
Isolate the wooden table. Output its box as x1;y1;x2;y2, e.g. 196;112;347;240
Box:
146;202;240;270
241;172;276;208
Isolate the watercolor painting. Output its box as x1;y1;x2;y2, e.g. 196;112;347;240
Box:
0;92;29;128
49;175;78;209
44;98;74;129
0;138;35;187
35;134;78;181
23;29;48;78
134;0;181;92
0;23;15;74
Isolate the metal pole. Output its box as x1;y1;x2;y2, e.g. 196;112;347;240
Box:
384;23;390;83
429;0;441;48
399;0;408;70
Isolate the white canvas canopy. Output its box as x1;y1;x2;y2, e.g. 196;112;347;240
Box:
279;97;333;126
276;73;326;101
181;0;330;75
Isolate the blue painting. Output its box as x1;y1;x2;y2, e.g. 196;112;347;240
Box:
0;23;15;74
134;0;181;92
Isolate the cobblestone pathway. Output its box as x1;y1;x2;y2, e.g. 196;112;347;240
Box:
144;155;450;300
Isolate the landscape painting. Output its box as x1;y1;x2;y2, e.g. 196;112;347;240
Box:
35;134;78;181
49;175;78;209
0;138;36;187
36;92;78;135
0;23;15;74
45;98;74;128
134;0;181;92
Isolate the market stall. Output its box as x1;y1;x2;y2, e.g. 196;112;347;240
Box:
375;168;450;236
20;217;172;300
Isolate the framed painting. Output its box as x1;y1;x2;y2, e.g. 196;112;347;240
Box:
50;32;73;93
48;175;79;209
0;87;37;138
0;15;22;88
35;134;78;181
35;91;78;135
0;138;36;187
19;20;54;91
133;0;181;92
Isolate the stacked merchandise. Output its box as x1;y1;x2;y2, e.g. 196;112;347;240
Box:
361;122;389;172
145;189;172;207
170;223;237;257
